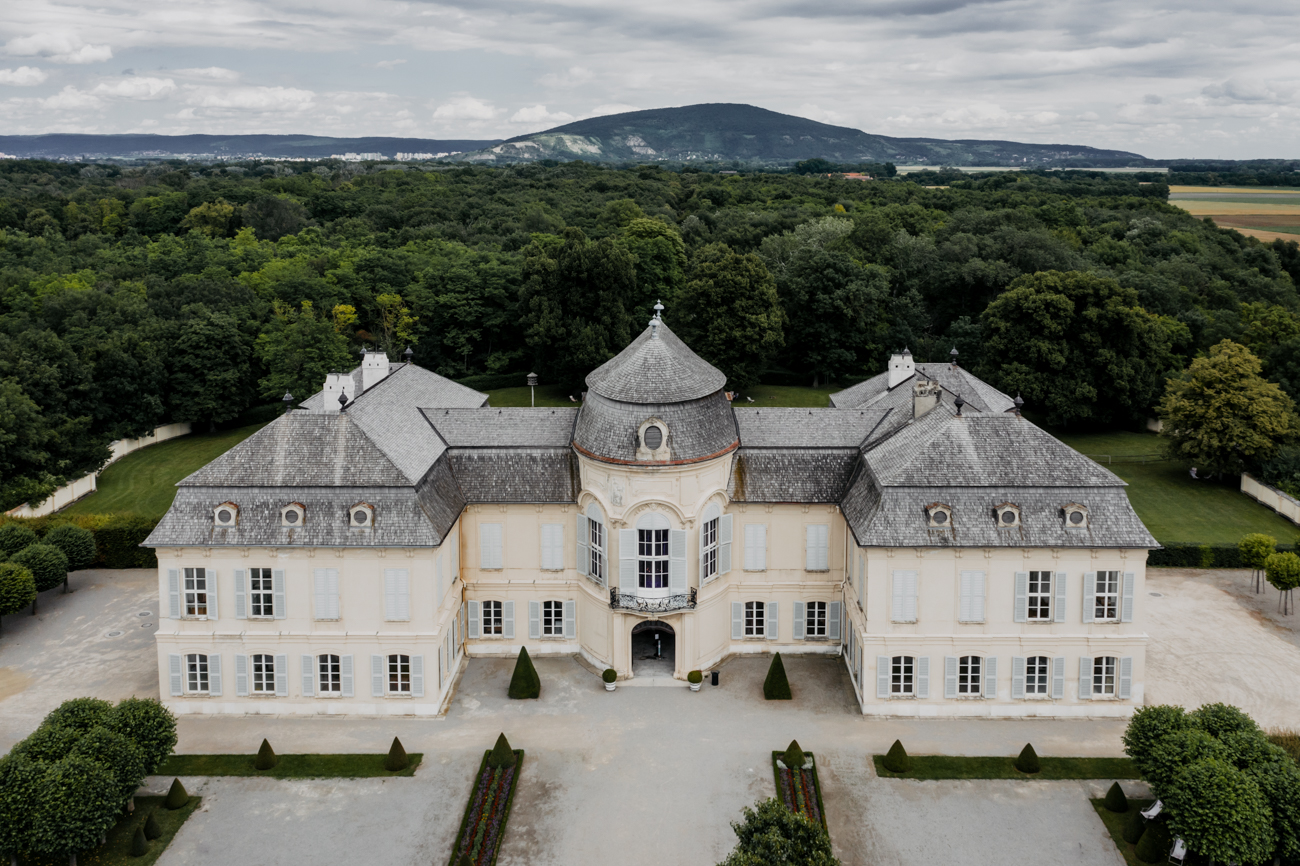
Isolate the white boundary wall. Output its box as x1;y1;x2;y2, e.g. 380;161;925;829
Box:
1241;473;1300;527
5;423;191;518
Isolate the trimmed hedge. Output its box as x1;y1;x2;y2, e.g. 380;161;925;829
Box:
1148;544;1250;568
0;513;159;569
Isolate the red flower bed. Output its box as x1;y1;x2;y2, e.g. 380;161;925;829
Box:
772;751;827;830
450;751;524;866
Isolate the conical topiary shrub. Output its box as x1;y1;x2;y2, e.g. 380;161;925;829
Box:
781;739;807;769
1104;781;1129;813
164;778;189;810
763;653;792;700
254;738;279;770
384;736;409;771
130;824;150;857
1134;820;1172;864
487;733;517;769
1014;743;1040;774
507;647;540;699
458;854;473;866
882;739;910;773
1122;806;1145;844
144;809;163;840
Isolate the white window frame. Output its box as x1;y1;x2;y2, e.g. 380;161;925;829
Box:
638;522;671;593
388;653;411;694
1025;655;1049;696
482;600;503;636
249;568;274;618
744;601;765;638
1027;571;1052;621
1094;571;1120;622
251;653;275;694
892;655;914;696
541;600;564;636
701;516;719;580
743;524;767;571
589;515;606;581
185;653;209;694
183;567;209;618
318;653;341;694
1093;656;1117;696
958;655;982;696
805;601;827;638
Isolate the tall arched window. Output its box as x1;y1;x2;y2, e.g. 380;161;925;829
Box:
700;503;719;582
577;503;607;585
637;513;671;595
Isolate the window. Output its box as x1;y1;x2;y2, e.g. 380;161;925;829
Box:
743;524;767;571
1025;656;1049;695
805;525;829;571
541;524;564;570
589;517;606;581
701;516;718;580
638;526;670;590
1028;571;1052;621
482;600;503;635
319;654;341;693
183;568;208;617
250;568;274;617
251;654;275;693
1095;571;1120;621
1093;656;1117;696
891;656;914;696
480;523;503;569
186;653;209;693
744;601;765;637
542;600;564;636
958;656;982;695
388;654;411;693
806;601;827;638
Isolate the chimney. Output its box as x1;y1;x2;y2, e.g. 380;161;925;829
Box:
361;350;391;392
322;372;353;413
913;378;942;419
887;348;915;389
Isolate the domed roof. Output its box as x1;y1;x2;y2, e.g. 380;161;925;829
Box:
585;319;726;404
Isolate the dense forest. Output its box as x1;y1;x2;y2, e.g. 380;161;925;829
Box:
1;158;1299;509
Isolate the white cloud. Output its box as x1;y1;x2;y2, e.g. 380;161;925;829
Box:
509;104;575;125
375;59;407;69
92;77;175;99
433;96;500;121
172;67;239;80
5;33;111;64
41;86;100;110
183;85;316;112
0;66;48;86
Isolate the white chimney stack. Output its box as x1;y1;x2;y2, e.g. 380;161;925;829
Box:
361;351;391;392
887;348;915;389
321;372;353;413
913;379;942;419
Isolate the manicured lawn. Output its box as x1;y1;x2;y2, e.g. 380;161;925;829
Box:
18;794;200;866
158;752;422;778
872;754;1139;780
63;422;271;520
1055;431;1300;545
1090;798;1155;866
731;384;839;407
487;384;580;407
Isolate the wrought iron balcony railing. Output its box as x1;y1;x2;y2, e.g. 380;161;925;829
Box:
609;587;697;613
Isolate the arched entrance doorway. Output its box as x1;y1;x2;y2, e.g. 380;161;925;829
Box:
631;620;675;678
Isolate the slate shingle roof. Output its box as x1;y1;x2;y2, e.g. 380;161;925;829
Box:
733;408;890;448
573;390;738;464
830;363;1015;414
427;408;578;447
727;449;859;503
446;449;580;503
585;320;727;403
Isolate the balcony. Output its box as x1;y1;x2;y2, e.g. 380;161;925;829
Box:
609;587;697;614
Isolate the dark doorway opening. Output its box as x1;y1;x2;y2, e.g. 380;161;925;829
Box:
631;620;675;677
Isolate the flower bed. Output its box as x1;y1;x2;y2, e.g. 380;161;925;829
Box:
449;750;525;866
771;751;827;831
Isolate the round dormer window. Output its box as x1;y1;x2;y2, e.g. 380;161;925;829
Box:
214;503;238;526
644;425;663;450
217;508;233;523
1000;510;1015;524
932;510;948;525
353;509;369;525
285;510;299;524
1069;510;1085;525
1063;504;1088;528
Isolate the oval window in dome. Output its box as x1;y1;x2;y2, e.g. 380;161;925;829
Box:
643;425;663;450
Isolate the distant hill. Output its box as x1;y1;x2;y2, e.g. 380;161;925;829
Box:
461;103;1144;166
0;134;501;160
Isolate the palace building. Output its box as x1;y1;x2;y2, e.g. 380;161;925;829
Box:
146;311;1156;718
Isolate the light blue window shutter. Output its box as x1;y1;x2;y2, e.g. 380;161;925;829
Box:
313;569;327;620
274;654;288;696
973;572;986;622
828;602;841;641
731;602;743;640
1013;572;1029;623
235;654;249;696
1054;572;1068;623
539;525;551;570
371;655;384;696
208;654;222;696
435;555;444;608
437;647;444;690
168;654;183;696
327;569;340;619
719;515;733;575
1118;656;1133;699
857;554;865;609
944;656;958;698
904;571;918;622
503;600;515;639
1121;572;1136;622
206;571;218;619
1011;656;1026;699
1051;657;1065;699
468;601;481;638
917;656;930;698
340;655;354;697
411;655;424;698
669;529;687;591
272;569;286;619
805;525;829;571
793;602;806;640
983;656;997;698
529;601;541;639
1079;657;1093;699
576;514;589;577
167;570;180;618
564;600;576;639
481;523;502;569
767;601;778;641
619;529;637;593
234;569;247;619
891;571;905;621
877;656;890;699
1082;572;1096;623
959;572;973;622
301;655;315;697
397;570;410;621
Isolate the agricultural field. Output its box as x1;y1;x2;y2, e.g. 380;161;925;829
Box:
1168;185;1300;242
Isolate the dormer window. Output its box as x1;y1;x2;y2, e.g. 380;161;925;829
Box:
1063;503;1088;529
350;503;374;528
926;503;953;528
281;503;306;527
636;418;671;461
214;502;238;526
994;503;1020;528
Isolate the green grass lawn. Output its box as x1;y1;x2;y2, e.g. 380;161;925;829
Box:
1090;798;1156;866
18;794;200;866
486;384;579;407
158;752;422;778
62;422;271;521
872;754;1139;780
1054;431;1300;545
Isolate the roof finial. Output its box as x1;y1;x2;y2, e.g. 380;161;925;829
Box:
954;394;964;417
950;346;959;367
654;299;664;320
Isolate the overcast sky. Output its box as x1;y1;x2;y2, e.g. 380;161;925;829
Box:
1;0;1296;158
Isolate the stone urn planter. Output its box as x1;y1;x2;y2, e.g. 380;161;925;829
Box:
603;668;617;691
688;670;703;692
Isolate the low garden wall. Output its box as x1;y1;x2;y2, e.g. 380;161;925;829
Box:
1241;473;1300;528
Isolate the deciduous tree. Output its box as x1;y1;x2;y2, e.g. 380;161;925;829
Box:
254;300;354;402
717;798;839;866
